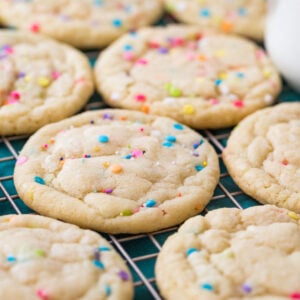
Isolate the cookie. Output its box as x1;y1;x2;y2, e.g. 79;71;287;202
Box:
223;103;300;213
94;25;281;129
0;214;133;300
156;205;300;299
14;109;220;234
164;0;266;41
0;0;163;49
0;30;94;136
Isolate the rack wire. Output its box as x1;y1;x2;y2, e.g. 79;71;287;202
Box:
1;25;300;300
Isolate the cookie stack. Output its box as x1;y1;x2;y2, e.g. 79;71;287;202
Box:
0;0;299;299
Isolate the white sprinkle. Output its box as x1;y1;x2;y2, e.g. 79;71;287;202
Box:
111;92;120;101
176;2;187;11
163;97;177;106
264;94;273;104
219;84;230;95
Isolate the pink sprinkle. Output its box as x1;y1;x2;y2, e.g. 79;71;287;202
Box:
51;71;61;80
9;91;20;100
7;98;19;105
139;127;144;132
123;52;135;61
136;58;148;65
187;52;196;60
36;289;49;300
171;37;184;47
290;292;300;299
135;94;146;102
209;98;219;105
132;149;143;158
134;207;140;213
75;78;85;84
5;46;14;55
256;49;266;60
148;41;160;49
16;156;28;166
30;23;40;33
233;100;244;107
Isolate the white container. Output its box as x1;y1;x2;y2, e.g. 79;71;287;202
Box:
266;0;300;92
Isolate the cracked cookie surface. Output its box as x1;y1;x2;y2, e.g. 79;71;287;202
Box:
0;214;133;300
223;103;300;212
0;0;163;48
14;109;219;233
95;25;281;129
155;205;300;299
0;30;94;136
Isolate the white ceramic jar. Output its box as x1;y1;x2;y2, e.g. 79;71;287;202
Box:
266;0;300;92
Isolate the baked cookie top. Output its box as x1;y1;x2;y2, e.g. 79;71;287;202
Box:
164;0;266;41
223;103;300;213
95;26;281;129
0;30;94;136
14;109;219;234
0;214;133;300
0;0;163;48
156;205;300;299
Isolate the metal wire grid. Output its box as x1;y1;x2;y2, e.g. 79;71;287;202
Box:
1;45;299;300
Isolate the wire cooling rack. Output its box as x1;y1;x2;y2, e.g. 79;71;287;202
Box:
1;23;300;300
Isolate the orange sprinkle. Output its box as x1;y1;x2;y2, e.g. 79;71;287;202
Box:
220;20;233;33
177;192;182;197
111;165;123;174
141;105;150;114
93;146;100;152
119;116;127;121
198;54;207;62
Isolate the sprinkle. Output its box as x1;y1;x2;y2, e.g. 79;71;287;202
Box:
123;44;133;51
105;285;111;296
288;211;300;221
290;292;300;299
16;156;28;166
201;283;214;291
37;77;50;88
186;248;198;256
173;123;184;130
238;7;247;16
209;98;219;105
282;159;288;166
123;52;135;61
120;210;133;216
165;135;177;143
98;135;109;143
111;165;123;174
162;141;174;148
242;283;252;294
141;104;150;114
93;0;104;6
200;8;211;17
103;162;110;168
99;246;111;252
34;176;45;185
136;58;148;65
233;100;244;107
195;165;204;172
112;19;123;27
9;91;20;100
118;270;130;281
169;86;182;97
6;255;16;263
158;47;169;54
93;259;105;269
263;68;272;78
104;188;113;194
215;79;222;86
203;161;208;167
220;20;233;32
84;154;91;158
135;94;146;102
36;289;49;300
30;22;40;33
183;104;195;114
145;199;157;207
193;139;204;149
132;149;143;158
35;249;46;257
51;71;61;79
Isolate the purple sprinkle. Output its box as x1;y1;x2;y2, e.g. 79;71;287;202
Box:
18;72;26;78
159;47;169;54
105;189;113;194
242;283;252;293
118;270;130;281
102;113;114;120
94;249;101;261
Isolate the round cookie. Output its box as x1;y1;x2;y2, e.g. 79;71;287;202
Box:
164;0;266;41
95;25;281;129
14;109;220;234
156;205;300;299
0;30;94;136
0;0;163;49
0;214;133;300
223;103;300;213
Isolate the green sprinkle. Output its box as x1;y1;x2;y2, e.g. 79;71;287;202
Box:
120;209;133;216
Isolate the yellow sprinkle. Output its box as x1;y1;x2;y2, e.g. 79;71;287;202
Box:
103;162;110;168
219;72;227;80
35;249;46;257
212;16;221;25
203;161;208;167
263;69;272;78
28;190;34;200
214;50;225;57
288;211;300;221
111;164;123;174
24;75;31;83
183;104;195;115
93;146;100;152
37;77;50;88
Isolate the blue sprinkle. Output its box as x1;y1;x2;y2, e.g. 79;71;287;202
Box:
105;284;111;296
195;165;204;172
93;0;104;6
173;123;184;130
123;44;133;51
112;19;123;27
93;260;105;269
186;248;198;256
99;246;111;252
98;135;109;143
145;199;157;208
34;176;45;185
165;135;177;143
215;79;222;86
200;8;211;17
7;255;16;263
193;139;204;149
162;141;173;148
123;154;132;159
238;7;247;16
236;72;245;78
201;283;214;291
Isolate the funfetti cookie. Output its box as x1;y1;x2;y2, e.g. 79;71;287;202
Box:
164;0;266;41
0;0;164;49
0;214;133;300
223;103;300;213
0;30;94;136
156;205;300;300
14;109;220;234
94;26;281;130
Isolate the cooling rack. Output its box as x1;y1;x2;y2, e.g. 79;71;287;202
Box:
1;24;300;300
